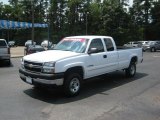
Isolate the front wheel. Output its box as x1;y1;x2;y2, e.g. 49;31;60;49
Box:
64;73;82;97
125;62;136;78
150;47;156;52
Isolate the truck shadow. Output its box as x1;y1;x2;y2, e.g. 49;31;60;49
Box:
0;61;13;67
23;71;148;104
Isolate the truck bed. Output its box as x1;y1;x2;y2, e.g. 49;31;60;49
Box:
117;46;140;50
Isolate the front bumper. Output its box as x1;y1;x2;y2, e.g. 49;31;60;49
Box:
19;68;64;86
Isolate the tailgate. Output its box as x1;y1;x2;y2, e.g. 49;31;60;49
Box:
0;47;8;55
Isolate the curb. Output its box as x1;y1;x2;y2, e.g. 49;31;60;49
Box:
11;56;24;58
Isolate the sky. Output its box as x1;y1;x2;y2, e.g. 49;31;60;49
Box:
0;0;133;6
0;0;9;4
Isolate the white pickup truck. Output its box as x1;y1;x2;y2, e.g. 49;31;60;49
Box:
19;36;143;96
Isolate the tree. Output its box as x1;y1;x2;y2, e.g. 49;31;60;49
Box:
149;0;160;39
130;0;154;40
2;0;159;45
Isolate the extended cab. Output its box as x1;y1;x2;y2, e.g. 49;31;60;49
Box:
19;36;143;96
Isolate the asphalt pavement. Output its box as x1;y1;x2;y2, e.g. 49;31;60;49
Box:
0;52;160;120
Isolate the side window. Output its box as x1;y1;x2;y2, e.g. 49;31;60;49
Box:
89;38;104;53
157;41;160;44
104;38;114;51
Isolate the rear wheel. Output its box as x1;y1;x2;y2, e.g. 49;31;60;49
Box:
64;73;82;97
150;47;156;52
33;85;42;90
125;62;136;78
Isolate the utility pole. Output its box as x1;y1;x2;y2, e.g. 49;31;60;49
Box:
31;0;34;45
7;14;10;43
47;0;50;49
86;12;89;35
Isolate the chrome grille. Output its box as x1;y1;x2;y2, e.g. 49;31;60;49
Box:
24;61;43;73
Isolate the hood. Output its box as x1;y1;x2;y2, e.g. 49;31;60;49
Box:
23;50;81;63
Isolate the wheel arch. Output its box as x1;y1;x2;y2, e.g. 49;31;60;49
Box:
130;56;138;64
64;66;84;79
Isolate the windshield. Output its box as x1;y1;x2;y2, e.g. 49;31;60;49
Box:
54;38;89;53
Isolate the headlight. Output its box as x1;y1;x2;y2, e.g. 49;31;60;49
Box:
21;58;24;69
21;58;24;63
42;62;55;73
43;62;55;67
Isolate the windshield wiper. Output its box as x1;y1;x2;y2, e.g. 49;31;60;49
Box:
63;49;72;51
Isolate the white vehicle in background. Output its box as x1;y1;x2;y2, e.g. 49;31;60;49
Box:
138;41;148;46
0;39;11;65
8;41;16;47
137;41;148;48
19;36;143;97
41;40;52;48
123;41;139;47
25;40;36;47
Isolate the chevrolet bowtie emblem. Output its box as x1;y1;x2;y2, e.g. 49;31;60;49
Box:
28;64;33;68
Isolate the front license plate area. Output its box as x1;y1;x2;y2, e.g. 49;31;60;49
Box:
26;77;32;84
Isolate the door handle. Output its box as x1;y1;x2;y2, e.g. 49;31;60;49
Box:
103;55;107;58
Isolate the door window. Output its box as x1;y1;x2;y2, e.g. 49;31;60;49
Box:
89;38;104;53
104;38;114;51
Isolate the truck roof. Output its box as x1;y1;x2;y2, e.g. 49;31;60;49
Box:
0;39;6;41
65;35;112;39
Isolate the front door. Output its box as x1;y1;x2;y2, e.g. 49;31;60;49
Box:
85;38;107;78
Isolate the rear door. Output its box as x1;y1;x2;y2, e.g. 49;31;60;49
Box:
103;38;118;72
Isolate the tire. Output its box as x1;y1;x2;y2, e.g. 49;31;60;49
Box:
125;62;136;78
33;85;44;90
150;47;156;52
6;59;11;66
64;73;82;97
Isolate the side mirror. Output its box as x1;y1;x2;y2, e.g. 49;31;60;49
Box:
88;48;98;54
